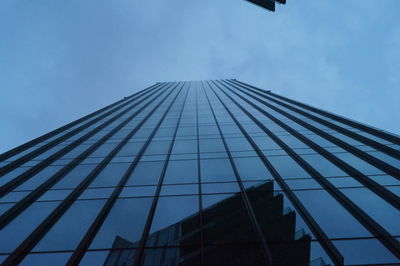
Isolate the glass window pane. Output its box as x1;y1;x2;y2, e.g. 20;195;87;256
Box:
279;135;310;149
79;251;111;266
335;153;385;175
0;202;59;253
203;244;267;266
144;141;171;155
202;194;259;244
89;163;131;187
160;184;198;196
17;165;64;190
20;252;71;266
120;186;157;198
199;138;225;153
300;154;347;177
201;159;236;183
333;238;399;265
125;161;164;186
233;157;273;181
117;142;143;157
147;195;199;247
171;140;197;154
340;188;400;236
89;197;153;249
53;164;98;189
293;190;371;238
202;182;240;194
0;191;30;203
268;156;311;179
163;160;198;184
33;200;106;252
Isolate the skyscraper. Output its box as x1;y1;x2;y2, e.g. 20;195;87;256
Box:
0;80;399;265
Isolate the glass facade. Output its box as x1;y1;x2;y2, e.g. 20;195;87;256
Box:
0;80;399;266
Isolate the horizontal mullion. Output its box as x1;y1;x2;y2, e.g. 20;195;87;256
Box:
0;83;164;176
231;79;400;146
0;83;159;163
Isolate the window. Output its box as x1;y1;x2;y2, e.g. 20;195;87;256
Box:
293;189;371;239
199;138;225;153
234;157;273;181
33;200;106;252
53;164;98;189
171;140;197;154
17;165;64;191
89;198;153;249
148;195;199;246
333;238;398;265
163;160;198;184
0;202;59;253
268;156;310;179
300;154;347;177
89;163;131;187
126;161;164;186
201;159;235;183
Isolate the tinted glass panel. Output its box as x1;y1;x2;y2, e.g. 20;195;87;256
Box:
163;160;198;184
201;159;236;182
89;198;153;249
33;200;106;251
126;161;164;186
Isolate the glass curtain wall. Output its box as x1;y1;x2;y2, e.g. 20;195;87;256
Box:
0;80;399;266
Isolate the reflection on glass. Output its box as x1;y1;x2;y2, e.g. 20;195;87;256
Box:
20;252;71;266
101;182;317;266
89;198;153;249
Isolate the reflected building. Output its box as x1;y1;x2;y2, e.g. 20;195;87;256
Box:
0;80;399;266
104;182;312;266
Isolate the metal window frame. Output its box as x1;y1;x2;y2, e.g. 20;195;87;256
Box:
0;83;159;162
1;82;183;265
65;82;186;265
232;79;400;146
194;82;206;265
0;83;174;230
221;80;400;209
227;80;400;176
202;81;274;266
0;83;162;176
213;80;400;260
0;83;168;198
207;80;344;265
132;83;190;265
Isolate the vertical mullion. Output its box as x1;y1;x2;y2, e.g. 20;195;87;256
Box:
228;79;400;160
219;80;400;208
0;82;175;229
65;82;186;265
208;80;345;265
195;82;205;265
133;82;190;266
231;79;400;146
67;83;184;265
212;81;400;261
0;82;163;175
0;82;161;162
202;81;274;266
0;83;170;198
1;82;183;266
225;79;400;179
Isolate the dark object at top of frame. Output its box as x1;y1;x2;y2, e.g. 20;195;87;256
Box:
246;0;286;12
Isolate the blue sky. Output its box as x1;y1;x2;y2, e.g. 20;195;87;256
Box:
0;0;399;153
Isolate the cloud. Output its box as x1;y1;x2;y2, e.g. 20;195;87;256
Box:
0;0;399;152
